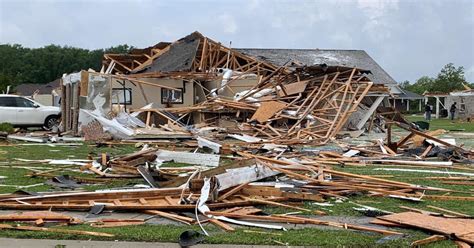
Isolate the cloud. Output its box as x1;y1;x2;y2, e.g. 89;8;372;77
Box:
357;0;400;42
218;14;238;34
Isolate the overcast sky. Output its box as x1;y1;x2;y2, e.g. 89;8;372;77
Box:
1;0;473;83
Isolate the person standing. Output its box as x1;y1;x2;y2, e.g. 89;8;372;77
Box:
425;104;432;121
450;102;457;120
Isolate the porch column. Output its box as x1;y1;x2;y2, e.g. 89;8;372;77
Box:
435;96;440;119
356;96;385;130
419;99;422;112
406;99;410;112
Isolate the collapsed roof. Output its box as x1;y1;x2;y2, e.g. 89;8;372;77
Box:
102;31;398;87
236;49;397;85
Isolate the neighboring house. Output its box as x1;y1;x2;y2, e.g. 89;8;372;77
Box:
14;79;61;106
445;89;474;120
391;89;424;112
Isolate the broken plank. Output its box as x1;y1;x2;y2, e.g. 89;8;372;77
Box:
0;223;114;237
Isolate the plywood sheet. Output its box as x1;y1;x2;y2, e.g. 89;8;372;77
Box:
378;212;474;244
277;80;308;97
250;101;287;124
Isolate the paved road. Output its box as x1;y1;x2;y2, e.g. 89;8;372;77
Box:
0;238;299;248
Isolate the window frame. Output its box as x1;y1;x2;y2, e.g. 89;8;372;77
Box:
161;88;184;104
111;88;132;105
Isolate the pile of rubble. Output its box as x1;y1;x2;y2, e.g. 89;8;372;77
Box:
2;119;474;245
1;32;473;246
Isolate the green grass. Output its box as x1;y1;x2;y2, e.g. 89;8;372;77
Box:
0;223;454;247
0;143;139;193
0;142;471;247
406;115;474;132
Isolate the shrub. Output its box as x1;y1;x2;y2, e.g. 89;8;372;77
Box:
0;122;14;134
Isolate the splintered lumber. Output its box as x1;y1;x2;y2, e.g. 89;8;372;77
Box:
250;101;287;123
90;219;145;228
426;205;471;218
244;197;311;212
378;212;474;244
395;122;470;153
1;187;184;203
410;235;447;247
218;183;249;201
143;210;194;225
208;218;235;232
0;194;289;212
398;206;450;217
442;181;474;186
369;219;404;227
0;223;114;237
206;211;402;235
454;240;472;248
0;211;81;224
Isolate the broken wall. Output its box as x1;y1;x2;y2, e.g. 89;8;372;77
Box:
83;73;111;115
445;94;474;119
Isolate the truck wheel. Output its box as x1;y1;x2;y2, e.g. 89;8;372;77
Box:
43;115;59;130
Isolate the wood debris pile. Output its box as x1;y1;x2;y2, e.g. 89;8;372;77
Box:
1;123;473;243
151;65;391;145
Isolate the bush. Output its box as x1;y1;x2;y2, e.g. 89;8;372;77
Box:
0;122;14;134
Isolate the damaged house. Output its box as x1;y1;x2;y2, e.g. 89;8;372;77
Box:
60;31;395;141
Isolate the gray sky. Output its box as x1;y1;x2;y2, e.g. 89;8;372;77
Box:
1;0;473;83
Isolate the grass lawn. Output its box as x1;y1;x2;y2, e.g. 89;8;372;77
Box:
406;115;474;132
0;142;472;247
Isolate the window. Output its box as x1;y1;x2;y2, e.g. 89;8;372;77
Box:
460;97;466;112
15;97;36;108
0;97;18;107
161;88;183;104
111;88;132;105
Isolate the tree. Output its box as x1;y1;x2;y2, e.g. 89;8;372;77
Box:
400;63;470;94
0;43;134;92
431;63;468;92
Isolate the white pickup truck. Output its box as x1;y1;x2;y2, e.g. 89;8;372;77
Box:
0;94;61;130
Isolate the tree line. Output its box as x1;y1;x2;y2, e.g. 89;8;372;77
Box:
0;44;132;92
399;63;473;95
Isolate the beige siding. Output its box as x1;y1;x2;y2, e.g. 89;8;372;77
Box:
111;78;194;109
445;95;474;119
33;94;53;106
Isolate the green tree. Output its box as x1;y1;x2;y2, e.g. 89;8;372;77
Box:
400;63;471;94
0;43;134;92
431;63;468;92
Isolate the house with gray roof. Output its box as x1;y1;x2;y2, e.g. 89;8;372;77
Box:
14;79;61;106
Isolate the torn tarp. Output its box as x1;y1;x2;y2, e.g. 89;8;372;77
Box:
82;110;134;139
